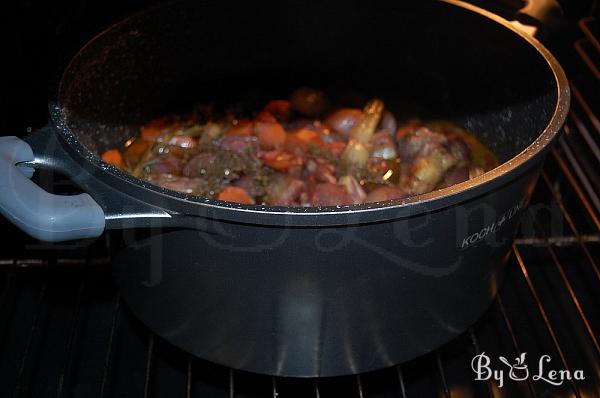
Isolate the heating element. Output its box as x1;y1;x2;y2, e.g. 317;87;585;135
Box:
1;9;599;398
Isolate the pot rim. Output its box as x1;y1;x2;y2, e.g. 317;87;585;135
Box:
52;0;570;226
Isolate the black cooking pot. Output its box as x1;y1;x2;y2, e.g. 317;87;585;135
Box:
0;0;568;377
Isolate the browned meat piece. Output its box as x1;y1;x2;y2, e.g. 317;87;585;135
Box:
396;126;460;195
311;183;354;206
408;150;458;195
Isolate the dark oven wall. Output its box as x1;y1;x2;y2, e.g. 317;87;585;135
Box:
0;0;589;137
0;0;164;137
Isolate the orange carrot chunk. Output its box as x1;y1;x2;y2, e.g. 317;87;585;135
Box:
101;149;125;169
255;121;287;149
293;128;323;146
261;150;303;172
216;186;255;204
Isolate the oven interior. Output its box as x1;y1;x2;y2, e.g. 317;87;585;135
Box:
58;1;556;163
0;1;599;397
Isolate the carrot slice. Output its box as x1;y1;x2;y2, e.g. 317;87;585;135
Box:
261;150;303;172
101;149;125;169
255;121;286;149
293;128;323;146
216;186;255;204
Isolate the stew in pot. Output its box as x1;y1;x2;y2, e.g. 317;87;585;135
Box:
101;88;498;206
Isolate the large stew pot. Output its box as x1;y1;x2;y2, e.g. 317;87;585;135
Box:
0;0;568;377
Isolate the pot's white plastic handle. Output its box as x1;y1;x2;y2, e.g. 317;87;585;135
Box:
0;136;105;242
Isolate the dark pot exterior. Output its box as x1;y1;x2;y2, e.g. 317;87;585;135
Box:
113;163;539;377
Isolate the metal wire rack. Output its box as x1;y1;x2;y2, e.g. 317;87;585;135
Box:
0;15;599;398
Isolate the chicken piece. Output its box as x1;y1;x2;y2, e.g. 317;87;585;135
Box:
396;126;460;195
407;150;458;195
